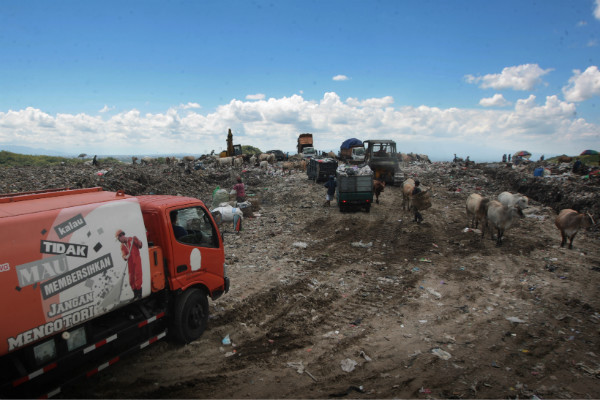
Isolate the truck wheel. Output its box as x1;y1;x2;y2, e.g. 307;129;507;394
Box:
365;204;371;213
171;288;209;343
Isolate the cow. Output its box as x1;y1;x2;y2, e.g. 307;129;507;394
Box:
557;155;573;163
233;156;243;168
218;157;234;168
402;178;415;210
486;200;524;246
466;193;490;231
498;192;529;210
555;209;595;249
373;179;385;204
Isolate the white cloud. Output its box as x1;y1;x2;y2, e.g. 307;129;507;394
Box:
180;102;201;109
562;66;600;102
99;105;114;113
479;94;511;107
465;64;553;90
246;94;265;101
0;93;597;161
588;39;598;47
333;75;349;81
595;0;600;20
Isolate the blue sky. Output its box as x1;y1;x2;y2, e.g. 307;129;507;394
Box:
1;0;599;161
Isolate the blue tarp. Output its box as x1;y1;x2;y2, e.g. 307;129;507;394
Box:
341;138;363;149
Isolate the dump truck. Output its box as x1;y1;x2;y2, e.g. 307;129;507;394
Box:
297;133;314;154
363;139;403;185
307;157;338;182
0;187;229;398
339;138;365;164
336;168;373;213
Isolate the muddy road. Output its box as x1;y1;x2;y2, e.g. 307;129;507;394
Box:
4;160;599;399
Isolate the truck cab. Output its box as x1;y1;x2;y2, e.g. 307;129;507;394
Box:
302;146;316;159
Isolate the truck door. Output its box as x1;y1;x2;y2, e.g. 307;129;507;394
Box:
168;206;225;290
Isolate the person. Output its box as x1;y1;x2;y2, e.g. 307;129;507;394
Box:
502;154;507;163
92;155;98;166
412;180;424;224
170;212;187;239
508;154;512;162
116;229;143;300
573;157;583;174
324;175;336;207
540;154;545;161
233;176;246;203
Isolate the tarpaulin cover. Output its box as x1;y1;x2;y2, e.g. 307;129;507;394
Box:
341;138;363;149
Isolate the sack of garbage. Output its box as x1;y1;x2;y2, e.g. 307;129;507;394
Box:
412;190;432;211
211;205;243;232
212;188;229;209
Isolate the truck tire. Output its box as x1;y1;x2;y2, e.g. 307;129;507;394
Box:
171;288;209;343
365;203;371;213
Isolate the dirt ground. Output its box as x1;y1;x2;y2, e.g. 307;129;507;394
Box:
3;160;600;399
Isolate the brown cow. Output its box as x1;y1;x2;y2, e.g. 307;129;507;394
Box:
557;154;573;163
402;178;415;210
373;179;385;204
555;209;594;249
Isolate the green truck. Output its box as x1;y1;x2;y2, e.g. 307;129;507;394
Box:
336;171;373;213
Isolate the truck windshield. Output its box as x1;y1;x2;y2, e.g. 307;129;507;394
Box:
353;148;365;156
373;144;390;157
171;207;219;248
304;148;315;154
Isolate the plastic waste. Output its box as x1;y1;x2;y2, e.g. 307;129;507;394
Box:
340;358;357;372
431;348;451;360
222;334;231;345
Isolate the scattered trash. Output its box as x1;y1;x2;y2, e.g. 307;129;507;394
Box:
426;287;441;299
340;358;358;372
431;348;451;360
351;240;373;248
330;386;365;397
412;267;420;272
419;258;432;263
359;350;372;362
506;316;527;323
293;242;308;248
419;387;432;394
577;362;600;375
222;334;231;345
287;361;305;374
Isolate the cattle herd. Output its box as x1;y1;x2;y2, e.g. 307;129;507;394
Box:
462;189;594;248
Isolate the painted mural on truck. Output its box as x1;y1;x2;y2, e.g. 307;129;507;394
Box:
3;199;150;354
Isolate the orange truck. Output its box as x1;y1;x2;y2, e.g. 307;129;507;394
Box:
297;133;313;154
0;187;229;398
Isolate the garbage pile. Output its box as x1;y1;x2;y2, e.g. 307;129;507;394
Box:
336;164;373;176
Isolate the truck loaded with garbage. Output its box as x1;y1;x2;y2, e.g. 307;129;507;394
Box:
0;187;229;398
339;138;365;164
336;165;374;212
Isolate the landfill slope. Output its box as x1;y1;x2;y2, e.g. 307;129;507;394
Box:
2;160;599;399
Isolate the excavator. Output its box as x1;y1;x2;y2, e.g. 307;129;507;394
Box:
219;128;243;157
